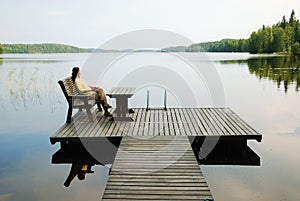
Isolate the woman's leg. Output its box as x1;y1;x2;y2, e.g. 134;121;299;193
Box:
95;88;111;115
95;88;107;103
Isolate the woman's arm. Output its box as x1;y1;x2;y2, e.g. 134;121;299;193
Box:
76;78;94;93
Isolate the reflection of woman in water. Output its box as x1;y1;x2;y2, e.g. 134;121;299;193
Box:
71;67;112;117
64;163;94;187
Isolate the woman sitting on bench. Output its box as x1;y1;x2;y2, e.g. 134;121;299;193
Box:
71;67;112;117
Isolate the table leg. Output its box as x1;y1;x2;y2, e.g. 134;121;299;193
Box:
114;97;132;121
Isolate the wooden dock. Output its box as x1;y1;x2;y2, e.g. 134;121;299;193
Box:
50;108;261;144
50;107;262;200
102;136;214;201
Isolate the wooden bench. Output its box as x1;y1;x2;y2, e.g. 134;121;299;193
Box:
58;77;102;123
107;87;136;121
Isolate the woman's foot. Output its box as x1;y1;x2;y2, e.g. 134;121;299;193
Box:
104;111;112;117
103;103;112;109
103;103;111;109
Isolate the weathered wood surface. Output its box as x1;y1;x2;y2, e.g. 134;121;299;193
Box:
50;108;262;144
101;136;214;201
107;87;136;98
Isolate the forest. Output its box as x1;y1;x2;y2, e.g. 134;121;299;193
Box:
0;43;88;54
163;10;300;55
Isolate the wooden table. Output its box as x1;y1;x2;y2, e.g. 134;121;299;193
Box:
107;87;136;121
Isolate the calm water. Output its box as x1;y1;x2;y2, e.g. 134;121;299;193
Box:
0;53;300;201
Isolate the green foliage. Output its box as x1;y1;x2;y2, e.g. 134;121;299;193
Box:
193;39;248;52
0;44;3;54
1;43;89;54
249;10;300;55
272;26;286;52
161;46;187;52
292;42;300;55
162;10;299;55
162;39;248;53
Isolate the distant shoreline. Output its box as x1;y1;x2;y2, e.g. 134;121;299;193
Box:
0;42;295;56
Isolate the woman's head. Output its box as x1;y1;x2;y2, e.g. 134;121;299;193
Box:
71;67;80;82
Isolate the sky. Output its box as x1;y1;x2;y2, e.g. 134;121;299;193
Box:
1;0;300;48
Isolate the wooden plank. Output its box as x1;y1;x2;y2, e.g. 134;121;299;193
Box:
189;108;207;136
132;108;144;136
227;108;260;135
215;108;247;135
154;110;159;135
77;110;101;137
166;109;175;136
65;112;89;138
52;110;81;138
148;109;155;136
194;108;217;136
108;87;135;96
181;109;198;136
174;108;186;136
85;114;104;137
106;121;117;137
142;109;150;136
101;136;214;201
126;108;140;136
203;108;227;136
168;108;179;135
139;108;147;136
162;110;170;136
190;108;209;136
51;108;261;144
209;108;236;135
201;108;226;136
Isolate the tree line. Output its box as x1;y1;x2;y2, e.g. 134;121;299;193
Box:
162;10;300;55
1;10;299;55
0;43;88;54
248;10;300;54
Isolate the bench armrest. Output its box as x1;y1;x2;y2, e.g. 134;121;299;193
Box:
68;95;93;104
71;95;91;99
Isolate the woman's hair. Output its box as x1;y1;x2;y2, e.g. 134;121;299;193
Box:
71;67;80;82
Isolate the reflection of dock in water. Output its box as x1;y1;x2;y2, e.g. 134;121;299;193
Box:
50;107;262;200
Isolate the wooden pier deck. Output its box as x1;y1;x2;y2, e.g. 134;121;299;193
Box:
50;107;262;200
102;136;214;201
50;108;262;144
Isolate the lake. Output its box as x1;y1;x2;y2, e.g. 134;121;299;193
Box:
0;52;300;201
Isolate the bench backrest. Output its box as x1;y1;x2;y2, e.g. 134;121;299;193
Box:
58;77;80;101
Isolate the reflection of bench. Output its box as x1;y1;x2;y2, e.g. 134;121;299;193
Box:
107;87;135;121
58;77;101;123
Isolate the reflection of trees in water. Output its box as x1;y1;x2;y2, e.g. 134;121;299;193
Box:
5;66;63;112
247;56;300;93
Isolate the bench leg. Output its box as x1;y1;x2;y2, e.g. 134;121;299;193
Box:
66;106;73;123
86;108;94;122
